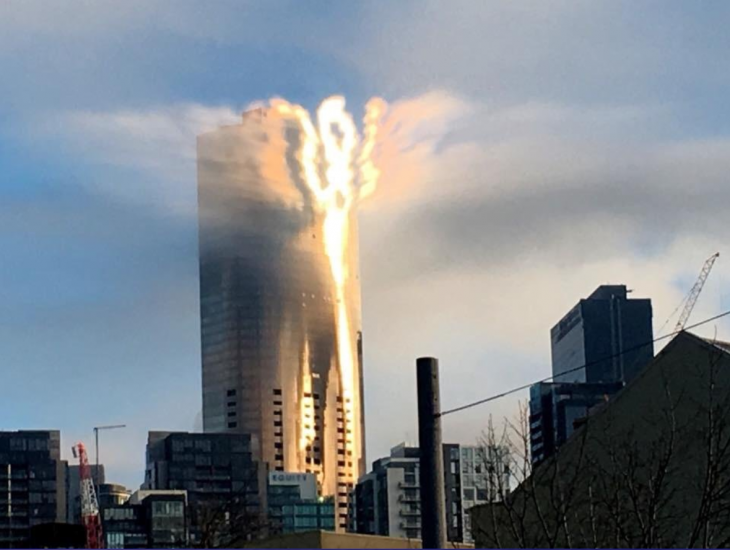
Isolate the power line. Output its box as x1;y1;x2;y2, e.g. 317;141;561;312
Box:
438;309;730;418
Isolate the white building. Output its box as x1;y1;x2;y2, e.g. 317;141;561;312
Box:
350;443;509;543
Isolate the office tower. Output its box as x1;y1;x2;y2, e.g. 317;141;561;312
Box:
0;430;67;548
143;431;265;545
530;285;654;464
267;472;335;534
350;443;509;543
197;109;366;529
551;285;653;383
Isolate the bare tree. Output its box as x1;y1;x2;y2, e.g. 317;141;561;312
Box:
471;335;730;548
194;470;269;548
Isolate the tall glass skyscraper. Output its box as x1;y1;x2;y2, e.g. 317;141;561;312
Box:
197;109;365;530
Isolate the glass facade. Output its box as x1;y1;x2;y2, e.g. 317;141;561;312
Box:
534;285;654;464
101;494;188;548
551;285;653;384
144;431;263;544
197;110;366;525
0;431;65;549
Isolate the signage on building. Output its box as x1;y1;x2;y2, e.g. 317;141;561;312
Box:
268;472;314;485
268;472;318;500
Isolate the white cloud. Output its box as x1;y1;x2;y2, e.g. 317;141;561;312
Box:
353;90;730;458
33;91;730;465
42;104;241;213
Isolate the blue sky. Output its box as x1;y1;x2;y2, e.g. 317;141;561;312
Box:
1;1;730;488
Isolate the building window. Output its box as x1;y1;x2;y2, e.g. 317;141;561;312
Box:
227;389;236;397
228;422;237;428
273;389;282;396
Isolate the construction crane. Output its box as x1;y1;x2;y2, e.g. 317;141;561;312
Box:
72;442;103;549
674;252;720;333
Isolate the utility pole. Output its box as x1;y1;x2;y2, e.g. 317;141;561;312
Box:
93;425;126;489
417;357;447;549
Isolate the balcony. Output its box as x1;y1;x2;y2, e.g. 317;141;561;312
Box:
398;493;420;503
399;508;420;517
398;480;419;489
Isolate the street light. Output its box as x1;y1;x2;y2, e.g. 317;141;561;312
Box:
93;424;126;488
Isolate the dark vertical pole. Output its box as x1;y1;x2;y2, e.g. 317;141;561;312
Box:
417;357;447;549
94;428;99;490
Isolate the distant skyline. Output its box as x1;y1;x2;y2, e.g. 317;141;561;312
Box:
1;1;729;489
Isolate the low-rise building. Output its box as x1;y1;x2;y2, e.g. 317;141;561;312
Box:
350;443;508;543
102;490;188;549
236;530;474;548
267;472;335;534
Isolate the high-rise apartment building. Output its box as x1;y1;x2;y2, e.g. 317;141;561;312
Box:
0;430;67;548
350;443;509;544
197;109;366;529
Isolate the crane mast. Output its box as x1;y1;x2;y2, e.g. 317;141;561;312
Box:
674;252;720;333
72;442;103;549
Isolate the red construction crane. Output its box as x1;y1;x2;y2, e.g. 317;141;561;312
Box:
72;442;103;549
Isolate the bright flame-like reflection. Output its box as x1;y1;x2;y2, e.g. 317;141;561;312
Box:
272;96;386;465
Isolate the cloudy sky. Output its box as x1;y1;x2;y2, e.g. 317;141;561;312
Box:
1;1;729;488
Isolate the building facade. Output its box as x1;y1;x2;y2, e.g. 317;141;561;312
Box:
267;472;335;534
529;381;623;465
350;443;508;544
143;431;265;545
532;285;655;463
98;483;131;510
0;430;67;548
551;285;653;384
197;109;366;529
102;491;188;549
